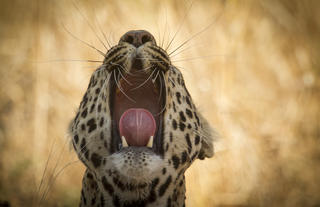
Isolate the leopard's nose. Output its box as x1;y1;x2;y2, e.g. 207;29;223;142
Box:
119;30;156;47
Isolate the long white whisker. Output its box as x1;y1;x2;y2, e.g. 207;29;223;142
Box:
193;129;210;140
114;71;136;103
130;69;157;91
62;24;106;57
72;1;108;51
169;42;216;59
110;62;132;75
38;134;69;205
35;138;56;204
158;72;163;102
156;71;167;116
165;0;195;51
136;57;164;62
118;69;132;85
172;54;229;63
161;5;169;48
135;57;166;64
139;65;153;73
40;160;80;205
93;8;112;48
168;76;175;87
40;135;101;205
152;70;160;84
169;44;196;58
168;10;225;57
37;59;103;64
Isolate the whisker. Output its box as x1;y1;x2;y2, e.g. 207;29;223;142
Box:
40;137;100;203
156;71;167;116
161;5;169;48
158;71;163;102
135;57;166;64
165;0;195;51
192;129;210;140
169;44;198;58
170;66;180;73
109;61;132;75
152;70;160;84
76;138;102;163
114;71;136;103
92;8;112;48
35;138;56;205
62;24;106;57
38;134;69;205
36;59;103;64
40;159;80;205
118;69;132;85
138;65;153;73
128;65;154;77
130;69;157;91
169;42;220;59
76;137;102;161
168;9;225;57
156;23;161;49
168;76;176;87
72;1;109;51
172;54;229;62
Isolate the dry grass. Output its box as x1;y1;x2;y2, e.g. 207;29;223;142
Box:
0;0;319;206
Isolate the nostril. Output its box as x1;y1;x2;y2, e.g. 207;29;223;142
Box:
119;30;155;47
124;35;134;45
141;35;151;44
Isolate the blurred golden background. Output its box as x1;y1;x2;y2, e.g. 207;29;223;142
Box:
0;0;319;206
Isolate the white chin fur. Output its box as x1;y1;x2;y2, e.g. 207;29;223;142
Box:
109;148;163;182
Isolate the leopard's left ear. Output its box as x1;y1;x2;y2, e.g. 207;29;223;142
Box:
197;113;216;160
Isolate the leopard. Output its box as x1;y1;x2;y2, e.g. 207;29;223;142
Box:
69;30;215;207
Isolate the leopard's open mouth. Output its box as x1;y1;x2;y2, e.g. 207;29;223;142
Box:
109;58;166;156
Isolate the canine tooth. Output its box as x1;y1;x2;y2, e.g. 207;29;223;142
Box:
147;136;153;148
121;136;128;147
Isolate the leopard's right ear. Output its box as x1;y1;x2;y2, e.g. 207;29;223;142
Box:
197;113;217;160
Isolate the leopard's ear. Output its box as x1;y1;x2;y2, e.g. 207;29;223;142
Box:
197;113;216;160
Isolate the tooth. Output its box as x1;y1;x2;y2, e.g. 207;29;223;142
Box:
147;136;153;148
121;136;128;147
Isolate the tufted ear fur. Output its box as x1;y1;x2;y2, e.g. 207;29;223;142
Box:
198;113;216;160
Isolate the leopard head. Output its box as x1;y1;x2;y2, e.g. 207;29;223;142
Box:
70;30;214;206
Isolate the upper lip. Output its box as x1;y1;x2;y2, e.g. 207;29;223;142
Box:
109;58;166;156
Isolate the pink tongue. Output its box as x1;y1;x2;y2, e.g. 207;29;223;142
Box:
119;108;156;146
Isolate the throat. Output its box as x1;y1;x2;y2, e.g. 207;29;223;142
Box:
81;169;187;207
113;71;162;124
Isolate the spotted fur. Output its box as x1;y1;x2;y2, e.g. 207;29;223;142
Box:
70;30;215;207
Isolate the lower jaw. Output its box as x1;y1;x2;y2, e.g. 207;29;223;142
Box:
108;148;163;181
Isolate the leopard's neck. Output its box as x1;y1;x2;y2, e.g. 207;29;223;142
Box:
79;169;186;207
